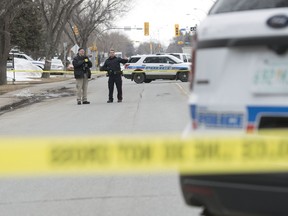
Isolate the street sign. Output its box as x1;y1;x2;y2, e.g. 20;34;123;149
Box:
7;53;14;69
71;44;80;54
190;24;197;32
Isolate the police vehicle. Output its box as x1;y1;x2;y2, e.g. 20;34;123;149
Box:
180;0;288;216
123;54;190;83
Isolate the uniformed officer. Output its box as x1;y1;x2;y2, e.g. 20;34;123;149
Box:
100;49;128;103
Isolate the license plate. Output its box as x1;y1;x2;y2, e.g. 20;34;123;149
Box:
252;61;288;94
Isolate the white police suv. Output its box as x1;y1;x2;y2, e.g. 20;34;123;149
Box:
123;54;190;84
187;0;288;134
181;1;288;216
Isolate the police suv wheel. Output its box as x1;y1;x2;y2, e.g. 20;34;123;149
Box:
178;72;188;82
134;73;145;84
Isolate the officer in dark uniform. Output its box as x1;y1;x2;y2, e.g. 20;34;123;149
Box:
100;49;128;103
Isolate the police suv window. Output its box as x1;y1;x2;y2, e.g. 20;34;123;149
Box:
128;57;140;63
170;54;180;59
159;57;168;63
144;57;160;63
166;57;176;64
210;0;288;14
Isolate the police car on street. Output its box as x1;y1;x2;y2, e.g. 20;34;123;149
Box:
123;54;190;83
180;0;288;216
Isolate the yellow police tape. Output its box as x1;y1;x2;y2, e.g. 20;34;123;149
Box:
8;70;104;74
0;134;288;177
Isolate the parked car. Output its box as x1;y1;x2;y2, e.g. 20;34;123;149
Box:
168;53;191;63
12;52;45;69
180;0;288;216
50;58;64;71
6;58;42;81
50;58;64;75
123;54;190;83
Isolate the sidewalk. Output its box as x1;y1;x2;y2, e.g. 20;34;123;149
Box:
0;77;76;114
0;71;107;115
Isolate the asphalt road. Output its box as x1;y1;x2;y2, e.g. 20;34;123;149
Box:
0;77;202;216
0;76;190;135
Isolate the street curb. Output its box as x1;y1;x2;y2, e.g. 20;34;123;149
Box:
0;74;105;115
0;98;38;115
0;79;74;115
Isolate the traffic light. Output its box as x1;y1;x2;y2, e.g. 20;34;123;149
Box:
175;24;180;37
73;25;79;35
144;22;149;36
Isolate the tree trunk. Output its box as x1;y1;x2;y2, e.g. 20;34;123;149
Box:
0;63;7;85
37;0;85;78
81;38;89;53
0;0;25;85
41;35;53;78
41;58;52;78
0;18;11;85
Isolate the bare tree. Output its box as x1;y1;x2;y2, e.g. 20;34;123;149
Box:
166;43;183;53
136;42;164;55
0;0;26;85
96;32;134;55
166;33;192;53
58;26;76;65
35;0;84;77
69;0;132;51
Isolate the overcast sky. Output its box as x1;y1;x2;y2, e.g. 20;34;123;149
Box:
116;0;215;46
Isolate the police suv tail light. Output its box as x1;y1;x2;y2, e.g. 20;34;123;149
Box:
189;33;197;90
246;124;255;133
192;120;198;129
124;64;130;69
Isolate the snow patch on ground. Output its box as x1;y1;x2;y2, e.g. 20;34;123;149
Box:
14;89;34;97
